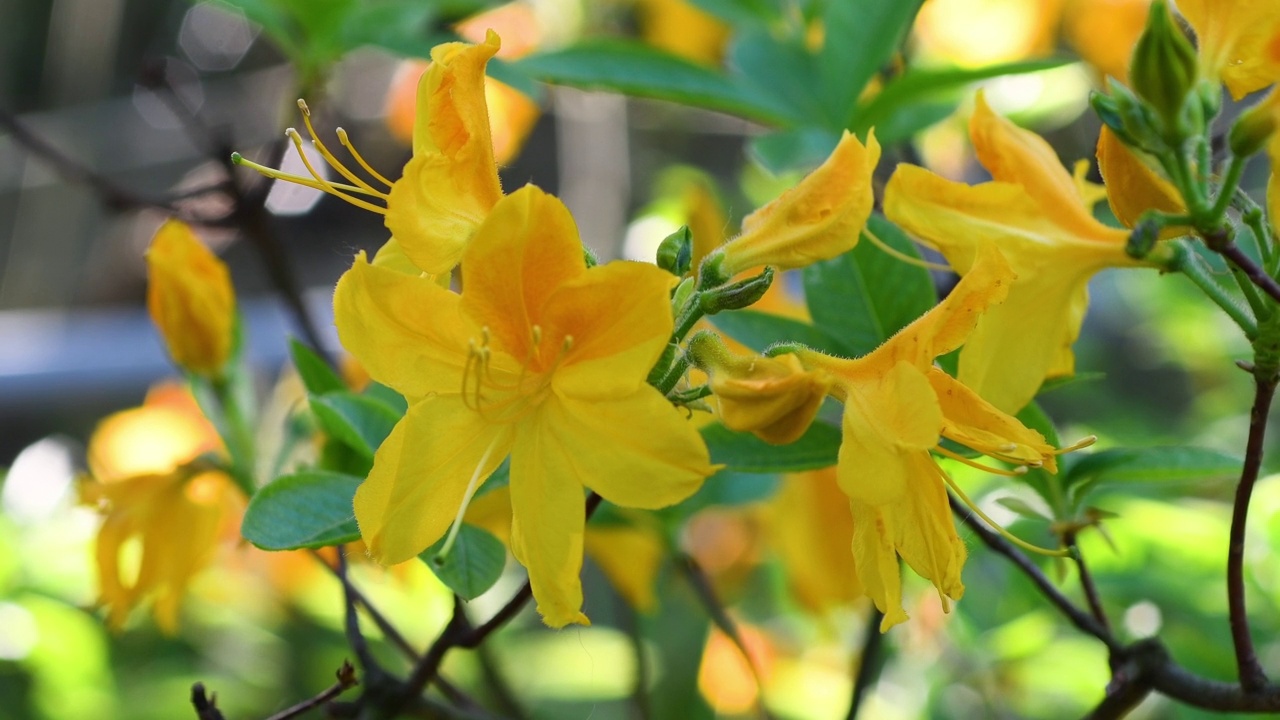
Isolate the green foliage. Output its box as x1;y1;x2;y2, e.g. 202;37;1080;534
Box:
309;392;400;460
702;421;840;472
420;524;507;600
803;214;937;355
1064;446;1242;513
289;339;345;396
710;309;848;355
241;471;363;549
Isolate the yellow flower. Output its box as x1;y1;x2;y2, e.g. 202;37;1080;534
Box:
707;131;879;279
145;219;235;377
81;385;240;632
1095;125;1187;237
885;92;1147;414
759;468;862;614
691;335;833;445
1063;0;1153;82
334;185;716;627
234;33;506;277
636;0;731;66
795;243;1057;630
1176;0;1280;99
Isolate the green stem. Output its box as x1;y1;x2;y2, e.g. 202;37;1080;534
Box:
1172;243;1258;339
212;376;257;496
1210;154;1247;221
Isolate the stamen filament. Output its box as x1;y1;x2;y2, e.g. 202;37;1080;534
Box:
284;129;388;214
436;436;504;562
941;469;1070;558
337;127;394;189
1054;435;1098;455
864;226;952;272
296;100;388;198
934;445;1028;477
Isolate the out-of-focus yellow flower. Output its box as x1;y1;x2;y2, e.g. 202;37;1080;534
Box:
915;0;1065;66
885;92;1147;414
636;0;731;66
692;335;832;445
708;132;879;279
1175;0;1280;99
760;468;862;613
335;186;716;627
1096;125;1187;236
795;244;1057;630
1063;0;1152;81
698;623;775;715
145;219;235;377
81;385;241;633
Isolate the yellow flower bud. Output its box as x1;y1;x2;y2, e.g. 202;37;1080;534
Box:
701;347;832;445
145;219;236;377
710;131;879;279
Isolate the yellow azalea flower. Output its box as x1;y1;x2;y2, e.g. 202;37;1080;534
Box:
235;33;505;277
708;131;879;279
637;0;731;66
692;335;833;445
885;92;1149;414
334;186;716;627
915;0;1065;67
760;468;862;614
1063;0;1152;82
145;219;235;377
1176;0;1280;99
1096;125;1188;237
81;385;241;632
794;243;1057;630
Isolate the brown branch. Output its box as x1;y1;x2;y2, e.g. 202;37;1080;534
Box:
1211;237;1280;306
1228;371;1275;691
336;546;379;673
314;549;420;663
1065;531;1111;637
191;683;227;720
262;661;358;720
949;493;1120;652
845;609;886;720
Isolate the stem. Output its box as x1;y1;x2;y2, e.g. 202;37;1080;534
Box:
1227;372;1275;692
210;376;257;496
845;609;886;720
336;547;379;674
1213;239;1280;306
949;494;1119;652
1173;242;1259;338
1211;155;1247;220
313;550;419;663
1064;532;1111;636
262;662;358;720
191;683;228;720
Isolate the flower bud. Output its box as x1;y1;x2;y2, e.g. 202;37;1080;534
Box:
656;225;693;276
1229;92;1278;158
146;219;236;377
701;266;774;314
1129;0;1198;132
689;333;831;445
710;130;879;279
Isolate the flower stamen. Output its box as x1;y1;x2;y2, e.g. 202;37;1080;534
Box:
296;99;388;199
933;445;1029;477
941;467;1070;558
435;435;504;563
336;127;394;189
283;128;388;215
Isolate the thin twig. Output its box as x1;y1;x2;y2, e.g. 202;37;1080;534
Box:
336;546;378;673
1064;531;1111;636
949;493;1120;652
1227;372;1275;691
262;661;358;720
845;609;886;720
314;549;420;663
191;683;227;720
1214;239;1280;306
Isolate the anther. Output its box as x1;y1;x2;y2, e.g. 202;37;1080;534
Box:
531;325;543;346
297;98;311;116
1055;435;1098;454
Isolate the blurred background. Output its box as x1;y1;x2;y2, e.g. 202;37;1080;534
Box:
1;0;1277;718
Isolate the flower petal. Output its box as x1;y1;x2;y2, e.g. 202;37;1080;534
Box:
460;186;587;362
508;422;591;628
545;261;677;400
585;524;665;613
927;367;1056;471
1096;126;1186;235
354;396;513;565
542;390;714;509
333;253;475;398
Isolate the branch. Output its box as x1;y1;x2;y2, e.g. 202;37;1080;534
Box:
1064;531;1111;637
845;608;886;720
949;494;1120;652
315;549;420;663
1212;237;1280;306
1227;371;1275;691
191;683;227;720
336;546;379;673
262;661;358;720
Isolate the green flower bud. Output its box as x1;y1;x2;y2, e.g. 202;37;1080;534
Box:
1129;0;1199;132
656;225;693;276
700;266;774;314
1229;99;1277;158
1126;215;1162;259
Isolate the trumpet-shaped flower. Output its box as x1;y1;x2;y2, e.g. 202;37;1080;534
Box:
707;131;879;280
1175;0;1280;100
146;220;235;377
794;243;1057;630
335;185;716;627
80;385;240;632
885;93;1149;414
234;32;506;276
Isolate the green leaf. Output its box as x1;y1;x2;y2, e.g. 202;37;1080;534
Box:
710;310;851;355
851;57;1073;132
242;471;362;550
802;214;936;355
680;470;780;516
1065;447;1243;502
748;127;840;175
516;40;793;125
729;29;823;125
822;0;924;127
421;524;507;600
363;382;409;415
311;391;401;458
687;0;780;26
702;421;840;473
1012;402;1064;515
869;101;959;145
290;338;345;396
